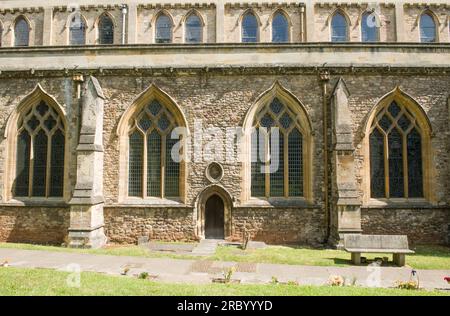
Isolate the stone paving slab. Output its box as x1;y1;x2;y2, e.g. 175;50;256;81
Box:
0;248;449;291
148;242;196;254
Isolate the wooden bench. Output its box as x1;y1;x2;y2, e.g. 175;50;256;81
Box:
343;234;414;266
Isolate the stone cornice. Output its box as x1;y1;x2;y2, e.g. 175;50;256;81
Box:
0;65;448;79
1;43;450;75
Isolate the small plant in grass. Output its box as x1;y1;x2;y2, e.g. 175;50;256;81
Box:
138;272;149;279
287;280;299;286
223;267;236;283
328;275;345;287
270;276;279;284
241;231;251;250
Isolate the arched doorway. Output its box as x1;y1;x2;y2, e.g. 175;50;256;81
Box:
204;194;225;239
195;185;232;240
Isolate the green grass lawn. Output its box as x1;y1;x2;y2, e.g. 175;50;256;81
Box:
212;245;450;270
0;267;447;296
1;242;449;270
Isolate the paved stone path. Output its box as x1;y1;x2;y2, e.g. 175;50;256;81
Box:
0;248;449;290
191;239;221;255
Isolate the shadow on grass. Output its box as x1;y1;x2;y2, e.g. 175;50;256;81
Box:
411;245;450;258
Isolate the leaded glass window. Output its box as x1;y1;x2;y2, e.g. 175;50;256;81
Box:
361;12;379;42
14;101;65;197
251;98;303;197
98;14;114;44
242;12;258;43
272;12;289;43
369;101;424;199
185;13;203;43
420;13;437;43
14;16;30;47
155;14;172;44
127;100;180;198
331;12;348;42
69;15;86;45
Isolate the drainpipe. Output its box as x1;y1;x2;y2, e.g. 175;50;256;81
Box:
319;69;331;244
121;4;128;44
299;6;305;42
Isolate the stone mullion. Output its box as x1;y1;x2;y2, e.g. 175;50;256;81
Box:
283;132;289;198
142;132;148;198
161;135;166;199
402;132;409;198
45;132;52;198
264;132;270;198
28;133;35;197
383;132;389;199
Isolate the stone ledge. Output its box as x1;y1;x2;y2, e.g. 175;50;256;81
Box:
362;200;449;210
2;43;450;73
0;199;69;208
239;198;320;208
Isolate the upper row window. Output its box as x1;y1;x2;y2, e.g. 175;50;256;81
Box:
69;13;114;45
241;11;290;43
14;16;30;47
331;10;440;43
7;10;445;46
420;12;437;43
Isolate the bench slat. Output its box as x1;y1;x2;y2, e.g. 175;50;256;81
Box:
344;248;415;254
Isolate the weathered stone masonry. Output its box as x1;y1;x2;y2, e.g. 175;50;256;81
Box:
0;51;448;246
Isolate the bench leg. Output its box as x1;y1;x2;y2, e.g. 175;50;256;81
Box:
351;253;361;265
393;254;405;266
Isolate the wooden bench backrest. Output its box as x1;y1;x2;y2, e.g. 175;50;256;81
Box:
344;234;409;250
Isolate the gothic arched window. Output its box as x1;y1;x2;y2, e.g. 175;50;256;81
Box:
185;12;202;43
420;12;437;43
331;12;348;42
14;101;65;197
242;12;258;43
128;100;180;198
155;13;173;44
251;98;303;197
69;15;86;45
272;11;289;43
369;101;424;199
361;11;379;42
14;16;30;47
98;14;114;44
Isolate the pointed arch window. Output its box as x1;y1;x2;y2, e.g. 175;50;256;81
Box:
420;13;437;43
14;16;30;47
185;13;203;43
98;14;114;44
69;14;86;45
361;11;379;42
128;100;180;198
369;101;424;199
331;12;348;42
14;101;65;197
242;12;258;43
155;13;173;44
272;12;289;43
251;98;303;197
